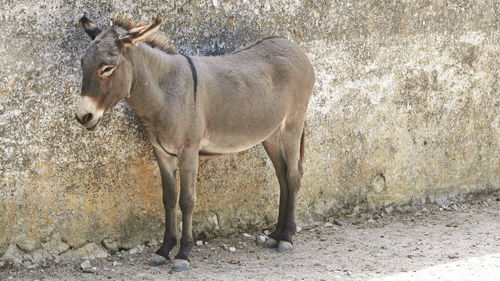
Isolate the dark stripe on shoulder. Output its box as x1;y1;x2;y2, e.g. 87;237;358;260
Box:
232;36;282;54
181;54;198;103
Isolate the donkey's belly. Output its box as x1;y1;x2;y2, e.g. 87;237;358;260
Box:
199;123;281;155
199;135;266;154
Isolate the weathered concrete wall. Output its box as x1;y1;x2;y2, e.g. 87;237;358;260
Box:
1;0;498;265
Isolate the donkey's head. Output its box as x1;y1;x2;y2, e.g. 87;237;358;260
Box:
76;16;161;130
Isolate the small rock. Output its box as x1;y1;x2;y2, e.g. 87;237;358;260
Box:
80;260;91;270
42;238;70;256
0;244;24;266
229;247;236;252
15;235;37;253
228;259;240;264
84;266;98;274
324;222;333;227
60;243;108;262
296;226;302;233
257;235;267;244
102;239;118;252
128;245;145;254
112;261;119;267
196;240;204;246
243;233;253;239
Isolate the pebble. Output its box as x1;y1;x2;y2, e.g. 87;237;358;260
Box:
102;239;118;252
61;243;108;261
80;260;91;270
296;226;302;232
324;222;333;227
243;233;253;239
257;235;267;244
196;240;204;246
229;247;236;252
128;245;145;254
15;236;38;253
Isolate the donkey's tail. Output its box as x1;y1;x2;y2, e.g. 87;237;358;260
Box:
299;123;306;175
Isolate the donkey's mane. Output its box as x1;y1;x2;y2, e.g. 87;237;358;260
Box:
112;16;176;54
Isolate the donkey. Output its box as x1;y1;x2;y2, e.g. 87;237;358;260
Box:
76;16;315;272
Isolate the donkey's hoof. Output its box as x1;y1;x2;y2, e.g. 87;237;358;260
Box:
277;241;293;253
263;237;279;248
172;259;190;272
149;255;169;266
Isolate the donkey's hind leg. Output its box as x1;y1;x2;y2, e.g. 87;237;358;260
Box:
262;130;288;249
277;119;306;252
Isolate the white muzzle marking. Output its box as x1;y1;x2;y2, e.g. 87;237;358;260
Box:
76;96;104;129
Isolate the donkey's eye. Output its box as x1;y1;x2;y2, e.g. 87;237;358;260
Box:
99;66;115;76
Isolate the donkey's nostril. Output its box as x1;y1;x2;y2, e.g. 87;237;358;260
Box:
82;113;93;124
76;113;93;125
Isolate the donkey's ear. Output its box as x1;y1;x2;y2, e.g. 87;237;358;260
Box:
117;17;162;48
80;16;102;40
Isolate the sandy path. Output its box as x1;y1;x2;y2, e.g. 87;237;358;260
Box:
1;195;499;281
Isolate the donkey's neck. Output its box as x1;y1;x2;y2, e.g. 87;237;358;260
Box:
124;45;186;128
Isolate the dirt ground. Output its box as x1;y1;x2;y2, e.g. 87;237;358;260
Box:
1;194;499;281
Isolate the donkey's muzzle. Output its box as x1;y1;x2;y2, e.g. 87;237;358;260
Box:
76;96;104;130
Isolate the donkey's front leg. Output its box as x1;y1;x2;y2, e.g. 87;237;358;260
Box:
152;147;178;265
172;147;199;272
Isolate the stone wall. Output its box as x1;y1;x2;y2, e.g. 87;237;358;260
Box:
0;0;498;266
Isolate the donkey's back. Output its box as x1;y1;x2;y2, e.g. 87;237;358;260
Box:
193;37;315;155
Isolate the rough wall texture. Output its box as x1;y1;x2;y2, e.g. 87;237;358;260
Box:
0;0;498;265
